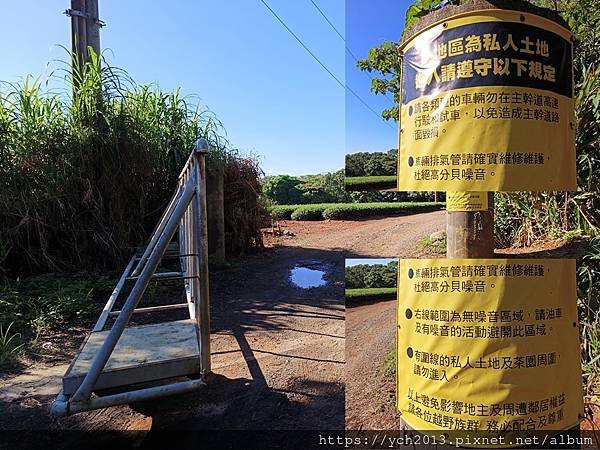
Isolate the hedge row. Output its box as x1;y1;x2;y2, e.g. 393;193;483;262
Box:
345;288;397;303
269;204;300;220
270;202;444;221
323;202;442;220
344;175;397;191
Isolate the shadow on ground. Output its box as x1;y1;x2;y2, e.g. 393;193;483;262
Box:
0;246;345;440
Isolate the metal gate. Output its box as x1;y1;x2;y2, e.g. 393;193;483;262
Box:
51;139;212;416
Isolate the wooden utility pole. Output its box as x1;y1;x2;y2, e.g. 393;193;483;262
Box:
66;0;102;66
446;192;494;258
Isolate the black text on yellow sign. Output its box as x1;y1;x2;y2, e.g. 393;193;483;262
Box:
398;10;576;191
396;259;583;443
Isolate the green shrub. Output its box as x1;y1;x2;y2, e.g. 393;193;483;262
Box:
322;202;442;220
262;175;305;205
344;175;397;191
270;204;302;220
345;288;397;303
290;205;327;221
270;202;443;221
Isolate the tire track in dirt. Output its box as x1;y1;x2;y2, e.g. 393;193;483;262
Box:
269;210;446;258
0;211;445;433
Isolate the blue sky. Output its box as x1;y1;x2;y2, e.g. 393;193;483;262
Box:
345;0;409;154
0;1;409;175
345;258;397;267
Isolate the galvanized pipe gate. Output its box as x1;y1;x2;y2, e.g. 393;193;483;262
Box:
51;139;212;416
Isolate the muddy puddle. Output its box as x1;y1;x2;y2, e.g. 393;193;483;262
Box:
290;264;327;288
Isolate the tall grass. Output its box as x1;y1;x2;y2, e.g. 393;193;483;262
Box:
223;149;266;255
495;63;600;248
578;240;600;397
495;62;600;391
0;49;228;275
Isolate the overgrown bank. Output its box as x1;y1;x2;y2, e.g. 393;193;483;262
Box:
0;51;264;276
0;52;265;363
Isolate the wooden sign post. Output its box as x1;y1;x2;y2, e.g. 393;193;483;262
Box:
396;1;582;445
447;192;494;258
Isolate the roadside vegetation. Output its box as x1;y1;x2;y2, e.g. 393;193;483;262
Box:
0;274;113;365
0;51;265;363
345;261;397;304
345;150;397;191
417;232;447;255
344;175;396;191
345;288;397;303
376;346;397;379
271;201;443;221
263;172;444;221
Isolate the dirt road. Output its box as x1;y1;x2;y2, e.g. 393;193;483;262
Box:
268;210;446;258
345;299;402;430
0;211;444;436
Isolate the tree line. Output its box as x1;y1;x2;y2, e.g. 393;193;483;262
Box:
345;262;398;289
262;172;438;205
345;149;397;177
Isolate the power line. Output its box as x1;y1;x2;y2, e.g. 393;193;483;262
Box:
308;0;344;42
258;0;395;131
308;0;396;106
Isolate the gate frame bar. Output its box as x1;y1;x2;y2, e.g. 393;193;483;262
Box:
51;140;211;416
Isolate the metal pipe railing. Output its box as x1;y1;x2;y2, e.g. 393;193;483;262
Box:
53;379;205;416
54;141;212;415
70;176;196;403
93;256;136;332
108;303;189;316
131;183;184;277
192;149;211;375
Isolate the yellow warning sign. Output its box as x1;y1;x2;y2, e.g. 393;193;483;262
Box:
447;192;489;211
398;10;576;191
397;259;583;443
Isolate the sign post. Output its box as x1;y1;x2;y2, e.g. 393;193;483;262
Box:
447;192;494;258
395;1;582;445
397;4;576;192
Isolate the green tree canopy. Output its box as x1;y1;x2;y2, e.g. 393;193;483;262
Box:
345;149;397;177
345;263;398;289
262;175;305;205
